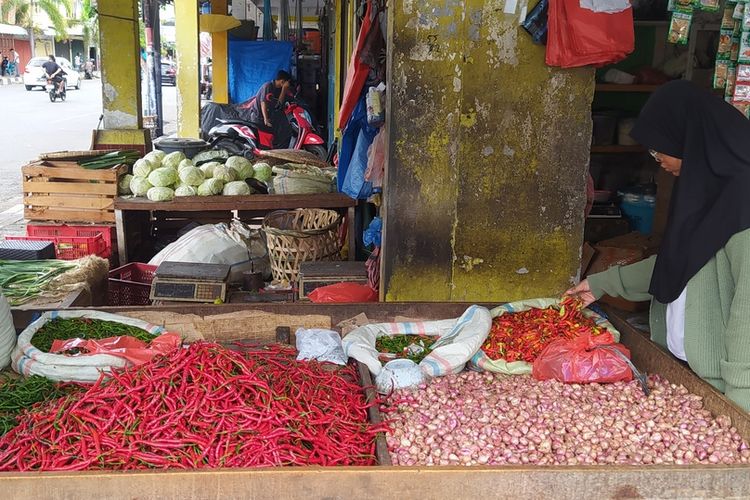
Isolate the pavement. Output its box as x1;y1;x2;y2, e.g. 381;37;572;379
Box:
0;79;177;222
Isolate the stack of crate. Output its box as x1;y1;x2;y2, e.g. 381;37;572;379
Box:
15;157;126;262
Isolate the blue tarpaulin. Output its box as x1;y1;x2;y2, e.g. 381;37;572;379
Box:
228;40;293;104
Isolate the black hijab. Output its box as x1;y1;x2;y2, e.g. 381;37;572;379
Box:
630;80;750;303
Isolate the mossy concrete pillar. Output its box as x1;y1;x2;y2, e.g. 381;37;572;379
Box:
98;0;143;130
382;0;594;302
175;0;201;138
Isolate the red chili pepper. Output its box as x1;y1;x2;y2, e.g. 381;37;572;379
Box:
0;342;386;471
482;297;604;363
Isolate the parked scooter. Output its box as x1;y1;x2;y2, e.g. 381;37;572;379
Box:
207;98;327;160
46;77;66;102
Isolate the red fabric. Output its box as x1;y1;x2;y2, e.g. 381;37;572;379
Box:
308;282;378;303
337;1;374;129
546;0;634;69
532;332;633;384
51;333;182;365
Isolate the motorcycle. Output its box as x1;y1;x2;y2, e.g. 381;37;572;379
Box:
206;98;327;160
46;77;66;102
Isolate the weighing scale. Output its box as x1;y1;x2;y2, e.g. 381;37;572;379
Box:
149;262;230;303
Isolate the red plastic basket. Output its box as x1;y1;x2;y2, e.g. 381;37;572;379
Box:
26;224;115;259
108;263;157;306
6;234;108;260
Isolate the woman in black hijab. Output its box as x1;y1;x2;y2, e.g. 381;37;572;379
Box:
567;80;750;410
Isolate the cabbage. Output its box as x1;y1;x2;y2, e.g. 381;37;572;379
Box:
130;176;153;197
252;162;273;182
222;180;252;196
162;151;186;169
148;167;178;187
200;161;221;178
175;185;198;197
132;158;155;178
178;166;205;187
225;156;254;180
146;186;175;202
197;178;224;196
118;174;134;195
144;150;165;167
177;159;194;171
212;164;237;183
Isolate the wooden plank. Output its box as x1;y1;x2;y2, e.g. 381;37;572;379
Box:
115;210;128;267
23;181;118;196
2;303;750;498
22;163;125;182
24;195;114;210
0;462;748;499
357;361;392;466
24;207;116;224
114;193;357;211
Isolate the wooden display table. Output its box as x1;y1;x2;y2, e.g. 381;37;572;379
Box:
113;194;357;266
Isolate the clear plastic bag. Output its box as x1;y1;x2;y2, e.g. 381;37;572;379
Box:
295;328;347;365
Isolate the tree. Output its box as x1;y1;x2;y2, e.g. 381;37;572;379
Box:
1;0;72;56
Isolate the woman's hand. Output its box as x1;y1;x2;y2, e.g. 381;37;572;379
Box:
564;279;596;307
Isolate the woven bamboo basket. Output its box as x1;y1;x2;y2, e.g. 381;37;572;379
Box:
262;209;342;284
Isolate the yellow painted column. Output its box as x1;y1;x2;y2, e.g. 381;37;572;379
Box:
211;0;229;104
175;0;201;138
98;0;142;130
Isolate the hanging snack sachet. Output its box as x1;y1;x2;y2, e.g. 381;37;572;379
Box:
724;5;738;28
739;31;750;64
668;9;693;44
715;59;730;89
700;0;721;10
727;65;738;98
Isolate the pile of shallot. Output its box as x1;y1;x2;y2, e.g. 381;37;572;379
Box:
382;371;750;466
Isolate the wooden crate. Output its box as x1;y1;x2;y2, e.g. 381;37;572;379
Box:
3;303;750;498
22;160;127;223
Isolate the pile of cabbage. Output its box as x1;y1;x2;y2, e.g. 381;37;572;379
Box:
119;152;275;202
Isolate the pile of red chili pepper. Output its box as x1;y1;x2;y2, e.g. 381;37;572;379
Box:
481;298;604;363
0;343;386;471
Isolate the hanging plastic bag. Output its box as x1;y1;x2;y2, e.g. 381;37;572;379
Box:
532;331;633;384
546;0;634;68
308;282;378;303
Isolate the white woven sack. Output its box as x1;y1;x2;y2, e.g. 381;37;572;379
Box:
342;305;492;392
11;310;169;383
0;295;16;370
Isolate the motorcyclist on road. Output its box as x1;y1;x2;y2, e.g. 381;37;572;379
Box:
42;55;66;93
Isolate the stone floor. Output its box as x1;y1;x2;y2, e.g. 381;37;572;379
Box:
0;204;25;237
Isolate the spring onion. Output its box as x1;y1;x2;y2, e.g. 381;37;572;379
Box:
0;260;77;306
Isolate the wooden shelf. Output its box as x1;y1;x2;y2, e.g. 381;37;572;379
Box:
590;145;645;154
595;84;661;93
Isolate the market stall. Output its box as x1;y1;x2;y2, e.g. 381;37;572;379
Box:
0;302;747;498
113;193;356;266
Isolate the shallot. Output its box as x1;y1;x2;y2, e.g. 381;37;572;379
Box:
382;371;750;466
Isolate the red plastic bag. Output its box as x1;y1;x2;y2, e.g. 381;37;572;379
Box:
546;0;634;68
307;282;378;303
51;333;182;365
338;1;374;129
532;331;633;383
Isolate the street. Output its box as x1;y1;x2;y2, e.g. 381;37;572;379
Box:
0;80;177;212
